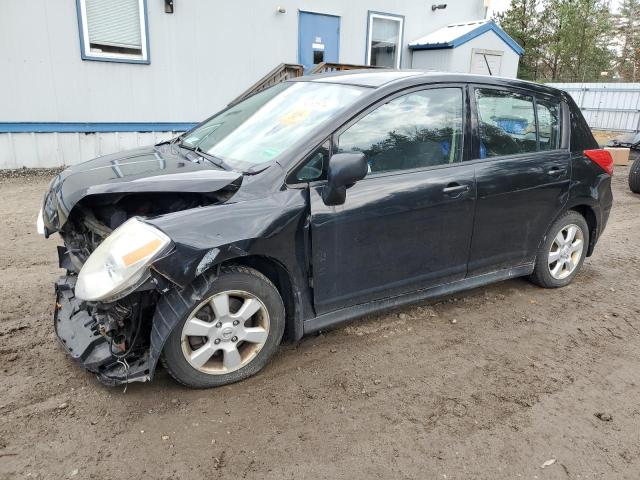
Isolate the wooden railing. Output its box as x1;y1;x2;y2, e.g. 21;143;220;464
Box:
228;63;304;106
308;62;384;74
228;62;385;106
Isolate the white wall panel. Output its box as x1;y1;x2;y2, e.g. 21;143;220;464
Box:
0;131;183;169
0;134;17;169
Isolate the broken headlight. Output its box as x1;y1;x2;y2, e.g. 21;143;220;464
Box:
75;218;171;302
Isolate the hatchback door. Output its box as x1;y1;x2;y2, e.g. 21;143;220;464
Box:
467;86;570;275
307;86;476;314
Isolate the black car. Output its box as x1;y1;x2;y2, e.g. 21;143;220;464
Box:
38;71;613;389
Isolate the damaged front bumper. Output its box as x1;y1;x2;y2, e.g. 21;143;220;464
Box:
54;275;151;386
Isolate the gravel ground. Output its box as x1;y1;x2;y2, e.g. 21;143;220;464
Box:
1;162;639;479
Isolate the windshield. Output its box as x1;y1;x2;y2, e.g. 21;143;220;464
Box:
181;82;366;170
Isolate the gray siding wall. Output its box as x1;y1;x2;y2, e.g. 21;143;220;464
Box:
0;0;486;124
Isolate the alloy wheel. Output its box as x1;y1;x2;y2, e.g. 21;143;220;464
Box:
548;224;584;280
180;290;270;374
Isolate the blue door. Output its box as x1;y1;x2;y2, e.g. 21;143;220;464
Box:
298;12;340;71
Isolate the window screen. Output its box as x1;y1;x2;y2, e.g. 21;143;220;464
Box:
80;0;148;61
368;14;403;68
537;100;561;151
475;89;537;158
337;88;463;174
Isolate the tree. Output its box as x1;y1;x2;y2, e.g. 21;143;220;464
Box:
614;0;640;81
495;0;614;82
494;0;544;81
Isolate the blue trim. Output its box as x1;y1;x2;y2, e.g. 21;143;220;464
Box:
365;11;405;68
75;0;151;65
0;123;197;133
409;21;524;56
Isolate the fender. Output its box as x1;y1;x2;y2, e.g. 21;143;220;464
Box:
536;174;611;257
145;189;312;376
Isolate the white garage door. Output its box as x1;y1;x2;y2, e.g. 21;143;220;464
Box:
471;49;503;76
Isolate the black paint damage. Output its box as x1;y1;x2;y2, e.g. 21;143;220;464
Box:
42;145;242;234
44;142;312;385
146;190;312;375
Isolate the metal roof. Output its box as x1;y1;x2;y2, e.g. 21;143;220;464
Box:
408;20;524;56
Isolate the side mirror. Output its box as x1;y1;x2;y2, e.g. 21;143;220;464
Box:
322;153;368;206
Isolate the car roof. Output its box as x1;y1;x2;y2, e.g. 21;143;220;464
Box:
293;69;563;97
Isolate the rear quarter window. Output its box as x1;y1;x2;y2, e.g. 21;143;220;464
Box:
566;95;598;151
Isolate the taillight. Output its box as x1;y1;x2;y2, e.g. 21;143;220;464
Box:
584;149;614;176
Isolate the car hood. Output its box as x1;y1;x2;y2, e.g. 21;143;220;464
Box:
41;146;242;234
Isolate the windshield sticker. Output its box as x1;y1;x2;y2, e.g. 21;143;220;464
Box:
261;148;280;159
279;108;311;126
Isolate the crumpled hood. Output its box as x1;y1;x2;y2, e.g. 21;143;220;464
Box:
41;146;242;234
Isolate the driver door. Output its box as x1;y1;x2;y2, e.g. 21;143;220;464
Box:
308;86;477;314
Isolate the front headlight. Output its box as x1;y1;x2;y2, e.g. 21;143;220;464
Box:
75;218;171;302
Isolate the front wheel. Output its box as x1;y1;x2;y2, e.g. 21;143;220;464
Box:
530;211;589;288
161;266;285;389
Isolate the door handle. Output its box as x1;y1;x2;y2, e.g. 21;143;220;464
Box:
547;167;564;176
443;183;470;196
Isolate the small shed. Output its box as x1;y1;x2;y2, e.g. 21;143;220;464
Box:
409;20;523;78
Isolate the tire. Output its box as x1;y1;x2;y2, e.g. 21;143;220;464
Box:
629;157;640;193
160;266;285;389
529;211;589;288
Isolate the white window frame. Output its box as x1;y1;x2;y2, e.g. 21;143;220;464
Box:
76;0;150;64
365;11;405;69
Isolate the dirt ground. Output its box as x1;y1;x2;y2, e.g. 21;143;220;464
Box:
1;161;639;480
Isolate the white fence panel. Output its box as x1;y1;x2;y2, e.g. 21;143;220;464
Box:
548;82;640;132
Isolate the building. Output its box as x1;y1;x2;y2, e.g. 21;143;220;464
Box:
0;0;517;169
410;20;523;78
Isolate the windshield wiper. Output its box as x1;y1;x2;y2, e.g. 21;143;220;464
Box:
178;141;232;171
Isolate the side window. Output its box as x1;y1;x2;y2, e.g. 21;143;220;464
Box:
294;141;330;182
337;88;463;174
537;99;561;151
475;89;536;158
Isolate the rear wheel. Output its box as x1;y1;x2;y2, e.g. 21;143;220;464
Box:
530;211;589;288
161;266;285;389
629;157;640;193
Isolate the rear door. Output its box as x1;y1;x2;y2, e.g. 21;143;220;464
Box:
308;86;476;314
467;86;570;275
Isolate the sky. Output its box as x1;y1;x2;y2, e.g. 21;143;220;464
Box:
486;0;622;17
